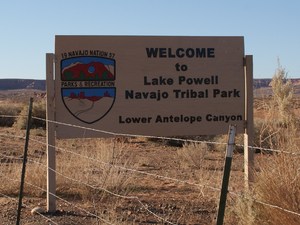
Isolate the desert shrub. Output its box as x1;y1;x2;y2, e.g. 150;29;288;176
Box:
0;103;23;127
0;138;136;201
251;118;282;152
253;117;297;152
256;62;297;152
55;138;136;200
14;100;46;129
177;142;208;169
247;64;300;224
270;65;294;123
232;62;300;224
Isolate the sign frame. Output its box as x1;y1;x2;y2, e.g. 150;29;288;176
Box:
46;36;254;212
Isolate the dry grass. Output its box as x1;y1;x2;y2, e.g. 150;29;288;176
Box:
13;100;46;129
0;102;23;126
177;142;208;169
55;138;137;200
0;136;137;197
253;154;300;225
232;154;300;225
0;135;142;224
177;142;224;189
0;130;222;224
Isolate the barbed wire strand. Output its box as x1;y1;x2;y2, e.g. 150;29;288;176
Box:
0;114;299;155
2;152;299;221
1;126;292;192
0;191;59;225
253;199;300;217
228;191;300;218
0;153;177;225
1;139;300;220
1;117;300;219
0;132;222;194
0;134;221;191
33;116;300;155
0;152;23;160
27;135;222;192
0;114;25;118
0;131;223;194
0;175;114;225
0;132;222;192
41;162;175;224
0;133;26;140
0;129;297;194
46;164;177;224
32;116;226;146
0;117;299;156
236;143;300;156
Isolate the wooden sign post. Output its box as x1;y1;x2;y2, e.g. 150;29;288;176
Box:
46;53;56;212
244;55;254;186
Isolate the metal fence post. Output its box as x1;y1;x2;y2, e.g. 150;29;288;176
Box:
216;125;236;225
16;97;33;225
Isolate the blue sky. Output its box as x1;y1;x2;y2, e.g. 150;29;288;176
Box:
0;0;299;79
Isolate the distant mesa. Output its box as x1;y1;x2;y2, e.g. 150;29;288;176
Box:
0;79;45;90
62;62;114;81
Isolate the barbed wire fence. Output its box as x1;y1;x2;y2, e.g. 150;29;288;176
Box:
0;114;300;224
0;129;222;224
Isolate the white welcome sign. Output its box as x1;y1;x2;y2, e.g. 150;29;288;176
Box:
54;36;246;138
